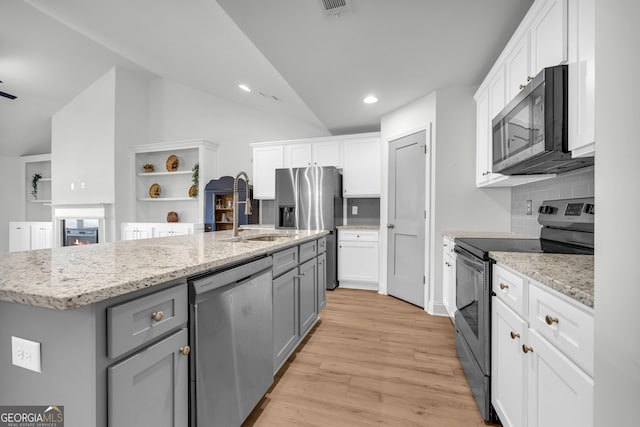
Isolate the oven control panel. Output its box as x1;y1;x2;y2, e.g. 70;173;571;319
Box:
538;197;594;231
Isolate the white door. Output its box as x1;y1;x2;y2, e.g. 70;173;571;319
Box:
387;131;426;307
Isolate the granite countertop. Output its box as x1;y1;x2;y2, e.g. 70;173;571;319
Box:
443;230;536;239
0;229;327;310
337;225;380;230
490;251;594;309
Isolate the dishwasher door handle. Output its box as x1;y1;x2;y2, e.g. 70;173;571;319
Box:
191;256;273;294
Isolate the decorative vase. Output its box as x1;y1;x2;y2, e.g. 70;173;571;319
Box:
167;211;179;223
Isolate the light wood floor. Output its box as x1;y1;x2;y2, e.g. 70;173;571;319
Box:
243;288;486;426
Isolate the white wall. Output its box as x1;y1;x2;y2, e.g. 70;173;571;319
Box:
381;87;511;314
114;67;151;229
52;69;116;204
147;78;330;180
594;1;640;425
0;156;21;253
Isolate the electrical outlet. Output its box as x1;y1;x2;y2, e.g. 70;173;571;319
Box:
352;205;358;215
12;336;42;373
526;200;533;215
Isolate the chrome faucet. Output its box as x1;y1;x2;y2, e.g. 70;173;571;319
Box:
233;171;252;237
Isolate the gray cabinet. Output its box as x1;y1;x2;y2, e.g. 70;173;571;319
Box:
317;252;327;311
273;269;299;372
108;328;189;427
271;237;325;374
299;259;318;337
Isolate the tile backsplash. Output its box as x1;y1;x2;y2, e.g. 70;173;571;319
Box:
511;166;594;237
346;198;380;226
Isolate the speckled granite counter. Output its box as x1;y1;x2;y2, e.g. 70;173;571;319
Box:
490;251;594;309
0;229;327;310
337;225;380;230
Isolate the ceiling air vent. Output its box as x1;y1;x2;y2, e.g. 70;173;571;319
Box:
319;0;349;17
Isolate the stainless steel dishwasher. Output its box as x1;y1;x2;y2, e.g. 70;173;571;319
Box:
189;256;273;427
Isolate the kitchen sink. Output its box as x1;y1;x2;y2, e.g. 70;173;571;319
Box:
225;234;294;243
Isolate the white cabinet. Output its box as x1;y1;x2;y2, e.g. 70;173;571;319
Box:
30;222;52;250
133;140;218;224
530;0;568;76
492;298;528;427
9;222;31;252
9;221;52;252
338;229;379;290
120;222;201;240
120;223;155;241
342;137;380;197
283;141;341;168
567;0;595;158
491;264;594;427
252;145;284;199
442;236;456;319
474;0;572;188
526;329;594;427
154;223;200;238
505;34;532;101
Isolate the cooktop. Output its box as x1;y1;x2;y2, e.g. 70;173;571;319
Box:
454;237;594;260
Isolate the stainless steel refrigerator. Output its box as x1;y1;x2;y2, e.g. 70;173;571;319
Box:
275;166;342;289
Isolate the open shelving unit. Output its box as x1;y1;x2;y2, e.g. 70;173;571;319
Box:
22;154;53;221
133;140;218;224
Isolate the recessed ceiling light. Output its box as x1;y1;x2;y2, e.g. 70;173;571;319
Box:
238;84;251;92
363;95;378;104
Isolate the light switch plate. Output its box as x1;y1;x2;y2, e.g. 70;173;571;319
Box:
526;200;533;215
12;336;42;373
352;206;358;215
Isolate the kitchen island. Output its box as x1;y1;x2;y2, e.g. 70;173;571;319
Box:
0;229;328;427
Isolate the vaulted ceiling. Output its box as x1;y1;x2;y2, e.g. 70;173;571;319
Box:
0;0;533;157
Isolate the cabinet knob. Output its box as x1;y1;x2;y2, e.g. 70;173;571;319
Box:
510;331;520;340
519;84;526;90
522;345;534;354
297;273;306;278
445;262;452;267
387;224;395;229
482;171;491;176
499;283;509;290
179;346;191;356
527;75;534;81
151;311;164;322
545;315;559;325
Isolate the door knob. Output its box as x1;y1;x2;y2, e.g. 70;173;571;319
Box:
179;346;191;356
387;224;395;229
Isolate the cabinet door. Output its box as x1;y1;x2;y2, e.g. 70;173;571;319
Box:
530;0;568;76
567;0;595;157
253;145;284;199
488;68;507;120
442;252;455;319
317;253;327;312
492;298;528;427
30;223;52;250
342;138;380;197
108;328;189;427
284;143;312;168
312;141;341;167
298;259;318;336
475;89;494;186
273;269;299;373
526;330;594;427
9;222;31;252
505;34;531;101
338;241;379;282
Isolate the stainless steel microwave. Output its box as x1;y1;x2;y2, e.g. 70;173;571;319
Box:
492;65;593;175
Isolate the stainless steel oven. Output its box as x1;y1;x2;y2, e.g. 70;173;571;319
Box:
453;246;496;423
453;197;595;425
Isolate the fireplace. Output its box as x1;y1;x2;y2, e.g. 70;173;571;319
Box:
63;219;99;246
52;204;113;247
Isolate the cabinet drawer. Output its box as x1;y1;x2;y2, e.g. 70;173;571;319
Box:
299;240;318;263
339;230;379;242
272;246;299;278
529;283;594;376
317;237;327;254
107;284;188;359
493;264;527;317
